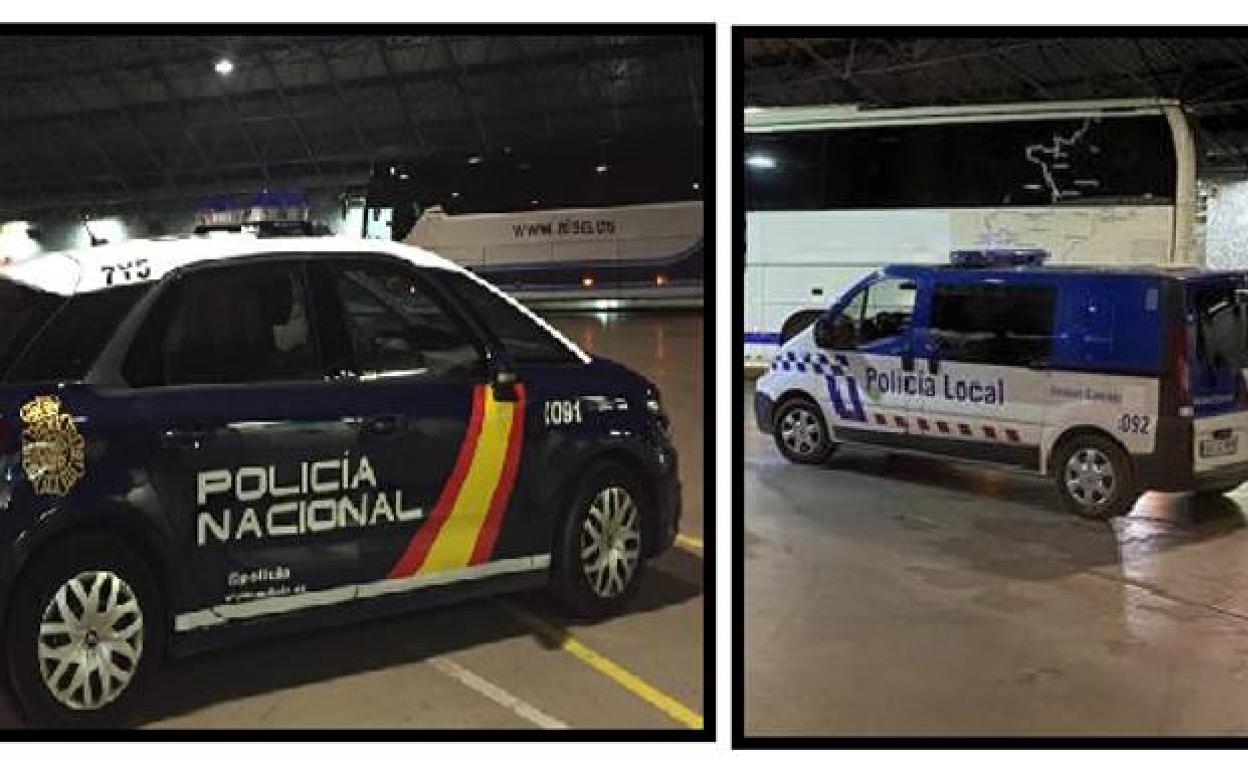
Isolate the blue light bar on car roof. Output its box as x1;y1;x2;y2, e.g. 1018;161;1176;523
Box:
950;248;1049;268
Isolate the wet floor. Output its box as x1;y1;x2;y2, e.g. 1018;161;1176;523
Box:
744;381;1248;736
0;312;704;729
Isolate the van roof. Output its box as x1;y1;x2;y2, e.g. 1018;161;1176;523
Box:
0;233;468;297
880;262;1248;282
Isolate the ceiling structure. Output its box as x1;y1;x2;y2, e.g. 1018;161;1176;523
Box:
743;37;1248;172
0;34;704;217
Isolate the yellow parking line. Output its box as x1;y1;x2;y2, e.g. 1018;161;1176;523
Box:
675;533;703;553
498;601;704;730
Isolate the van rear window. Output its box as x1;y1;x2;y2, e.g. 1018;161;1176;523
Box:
3;283;151;384
1186;280;1248;408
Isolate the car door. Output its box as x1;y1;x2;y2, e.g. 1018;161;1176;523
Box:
813;274;920;444
909;277;1056;469
118;258;366;623
304;257;531;592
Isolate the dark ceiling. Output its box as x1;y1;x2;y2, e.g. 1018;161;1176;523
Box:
0;34;705;217
743;37;1248;172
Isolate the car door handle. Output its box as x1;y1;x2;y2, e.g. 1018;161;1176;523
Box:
160;428;211;448
363;414;405;435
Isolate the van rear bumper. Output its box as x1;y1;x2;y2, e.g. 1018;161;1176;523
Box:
1135;415;1248;492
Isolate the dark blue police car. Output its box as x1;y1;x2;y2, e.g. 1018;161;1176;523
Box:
0;235;679;726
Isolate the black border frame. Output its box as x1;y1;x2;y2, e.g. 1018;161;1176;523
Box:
0;22;715;741
733;25;1248;749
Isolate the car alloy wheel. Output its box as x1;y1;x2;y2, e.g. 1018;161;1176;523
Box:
37;570;144;712
580;486;642;598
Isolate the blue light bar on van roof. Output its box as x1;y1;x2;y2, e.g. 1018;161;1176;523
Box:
950;248;1049;268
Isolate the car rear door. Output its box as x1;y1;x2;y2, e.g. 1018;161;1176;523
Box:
118;258;367;628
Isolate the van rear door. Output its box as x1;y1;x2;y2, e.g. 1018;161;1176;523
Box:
1186;274;1248;473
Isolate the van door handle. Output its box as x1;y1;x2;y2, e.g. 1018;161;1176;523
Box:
363;414;405;435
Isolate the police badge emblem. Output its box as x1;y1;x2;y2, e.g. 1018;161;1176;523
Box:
19;395;85;497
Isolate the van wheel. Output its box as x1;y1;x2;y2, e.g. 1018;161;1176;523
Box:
773;397;835;464
1052;434;1138;520
550;462;648;619
5;533;162;728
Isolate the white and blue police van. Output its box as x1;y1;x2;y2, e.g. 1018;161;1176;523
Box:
754;249;1248;520
0;232;679;726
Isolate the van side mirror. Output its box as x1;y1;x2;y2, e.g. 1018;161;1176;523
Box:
814;315;856;350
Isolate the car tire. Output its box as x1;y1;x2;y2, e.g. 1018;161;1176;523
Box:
772;396;835;465
550;462;648;619
1052;433;1138;520
5;532;163;728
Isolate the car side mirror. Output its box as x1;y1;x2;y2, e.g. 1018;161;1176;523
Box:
492;366;519;402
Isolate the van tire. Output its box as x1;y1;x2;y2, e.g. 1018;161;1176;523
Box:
5;532;163;728
1052;433;1138;520
772;396;835;464
549;461;648;619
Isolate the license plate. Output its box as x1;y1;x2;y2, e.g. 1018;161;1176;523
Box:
1201;435;1239;458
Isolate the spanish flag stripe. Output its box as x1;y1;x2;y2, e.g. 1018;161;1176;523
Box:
469;384;527;565
417;389;515;573
387;385;486;579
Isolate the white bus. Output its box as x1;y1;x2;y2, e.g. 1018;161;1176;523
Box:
743;98;1198;364
405;200;703;310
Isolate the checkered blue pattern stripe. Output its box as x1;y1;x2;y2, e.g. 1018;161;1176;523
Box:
771;350;834;374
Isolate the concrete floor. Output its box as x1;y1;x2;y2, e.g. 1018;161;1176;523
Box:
0;311;703;729
745;380;1248;736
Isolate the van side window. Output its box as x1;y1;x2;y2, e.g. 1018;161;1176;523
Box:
929;283;1056;367
820;277;916;350
124;263;320;387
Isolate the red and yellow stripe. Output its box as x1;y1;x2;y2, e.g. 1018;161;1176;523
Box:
388;384;526;578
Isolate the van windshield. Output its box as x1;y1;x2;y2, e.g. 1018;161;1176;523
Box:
1187;278;1248;412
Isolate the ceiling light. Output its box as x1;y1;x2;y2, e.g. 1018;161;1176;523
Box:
214;58;234;76
398;173;410;180
692;182;700;191
530;199;539;206
746;154;776;170
451;192;461;199
467;155;483;165
581;276;595;288
595;164;609;174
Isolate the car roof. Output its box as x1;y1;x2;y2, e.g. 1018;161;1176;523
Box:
0;233;469;297
880;262;1248;282
0;232;592;365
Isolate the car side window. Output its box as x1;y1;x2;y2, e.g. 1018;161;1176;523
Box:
326;262;485;381
438;271;578;365
818;277;916;350
124;262;320;387
929;282;1056;366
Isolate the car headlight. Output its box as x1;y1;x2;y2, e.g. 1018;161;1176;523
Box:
644;387;670;433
